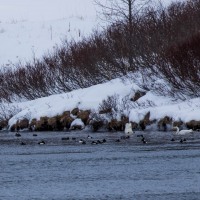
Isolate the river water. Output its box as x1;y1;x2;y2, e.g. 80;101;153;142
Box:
0;130;200;200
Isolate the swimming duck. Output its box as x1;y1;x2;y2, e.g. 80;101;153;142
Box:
102;139;106;143
141;137;147;144
173;126;193;135
79;139;86;144
61;137;69;140
15;133;21;137
20;142;26;145
91;141;98;145
38;140;45;145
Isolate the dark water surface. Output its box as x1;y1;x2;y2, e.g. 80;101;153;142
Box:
0;130;200;200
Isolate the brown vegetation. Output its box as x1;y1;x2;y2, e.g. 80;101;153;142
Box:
17;118;29;130
186;120;200;130
3;0;200;132
131;91;146;102
1;1;200;102
0;119;8;130
71;108;79;116
60;113;74;130
77;110;90;125
157;116;172;131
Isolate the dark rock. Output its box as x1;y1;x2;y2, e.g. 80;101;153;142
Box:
130;90;146;102
71;108;79;116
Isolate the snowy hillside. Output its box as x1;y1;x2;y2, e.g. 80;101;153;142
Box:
0;0;184;67
0;0;98;66
1;0;197;132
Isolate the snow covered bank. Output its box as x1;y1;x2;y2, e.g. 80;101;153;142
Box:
0;0;197;132
2;77;200;131
7;78;136;125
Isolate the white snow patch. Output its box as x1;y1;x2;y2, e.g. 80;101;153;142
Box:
70;118;85;129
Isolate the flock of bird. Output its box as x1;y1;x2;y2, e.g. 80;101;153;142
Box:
14;125;194;146
15;132;46;145
170;126;194;143
15;132;138;146
61;134;148;145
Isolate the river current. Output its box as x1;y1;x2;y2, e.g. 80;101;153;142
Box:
0;130;200;200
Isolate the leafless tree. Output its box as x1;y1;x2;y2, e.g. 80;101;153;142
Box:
95;0;152;72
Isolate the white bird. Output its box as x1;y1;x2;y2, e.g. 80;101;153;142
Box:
125;123;133;135
173;126;193;135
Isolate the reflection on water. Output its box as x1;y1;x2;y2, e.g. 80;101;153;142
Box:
0;130;200;200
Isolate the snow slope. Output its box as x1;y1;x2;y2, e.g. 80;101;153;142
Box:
8;78;138;125
0;0;184;67
0;0;194;130
6;76;200;128
0;0;98;66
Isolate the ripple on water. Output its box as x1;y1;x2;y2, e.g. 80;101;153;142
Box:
0;130;200;200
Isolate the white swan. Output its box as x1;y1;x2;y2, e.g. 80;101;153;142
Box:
173;126;193;135
125;123;133;135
